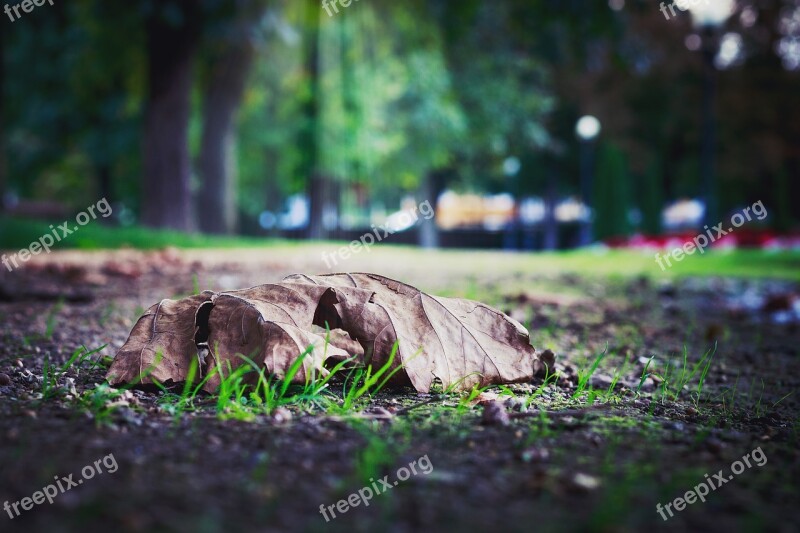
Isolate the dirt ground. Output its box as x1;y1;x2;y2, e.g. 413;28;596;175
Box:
0;247;798;532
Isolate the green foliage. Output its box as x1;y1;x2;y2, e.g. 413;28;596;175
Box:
3;0;798;232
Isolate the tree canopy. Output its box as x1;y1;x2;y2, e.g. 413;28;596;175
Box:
2;0;798;238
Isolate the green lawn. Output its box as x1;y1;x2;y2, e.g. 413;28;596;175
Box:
2;217;799;281
0;217;288;250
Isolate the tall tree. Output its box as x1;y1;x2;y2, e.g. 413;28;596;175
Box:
197;0;268;234
298;0;325;239
72;1;144;213
141;0;201;230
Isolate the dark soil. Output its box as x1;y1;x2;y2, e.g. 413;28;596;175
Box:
1;249;798;532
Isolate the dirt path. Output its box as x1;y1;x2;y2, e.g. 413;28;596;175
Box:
0;248;798;532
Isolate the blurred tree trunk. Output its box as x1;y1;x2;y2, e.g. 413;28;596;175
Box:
141;0;200;231
419;169;445;249
307;174;327;240
197;4;263;235
339;12;360;242
97;163;112;221
300;0;325;239
264;144;282;236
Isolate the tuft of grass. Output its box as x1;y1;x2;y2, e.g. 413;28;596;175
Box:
524;366;559;410
637;356;655;393
336;343;406;413
215;362;257;421
572;347;608;401
603;358;629;400
152;357;218;421
80;383;129;425
80;349;167;424
206;339;406;420
44;299;65;339
651;344;716;405
710;375;796;418
456;383;489;413
41;344;106;401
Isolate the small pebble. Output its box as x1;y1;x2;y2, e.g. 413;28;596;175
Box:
504;396;528;412
570;473;601;492
272;407;292;424
481;401;510;426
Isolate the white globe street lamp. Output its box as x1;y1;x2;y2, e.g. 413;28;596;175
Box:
576;115;601;141
688;0;736;28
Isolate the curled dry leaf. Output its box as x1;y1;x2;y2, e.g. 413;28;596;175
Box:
196;283;352;391
106;273;541;393
106;293;213;386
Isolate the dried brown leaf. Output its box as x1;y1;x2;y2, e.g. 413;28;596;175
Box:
199;284;350;392
107;273;539;394
285;273;537;392
106;293;213;386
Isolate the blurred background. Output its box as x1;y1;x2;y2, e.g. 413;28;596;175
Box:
1;0;799;251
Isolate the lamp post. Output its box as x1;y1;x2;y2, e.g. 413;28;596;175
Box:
576;115;601;247
689;0;735;228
